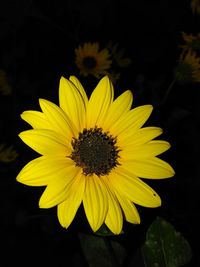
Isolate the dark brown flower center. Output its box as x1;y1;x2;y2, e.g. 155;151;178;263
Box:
70;127;120;176
82;56;97;69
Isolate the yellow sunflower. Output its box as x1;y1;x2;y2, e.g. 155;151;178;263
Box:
0;143;18;163
75;42;112;78
180;32;200;51
191;0;200;15
175;49;200;83
16;76;174;234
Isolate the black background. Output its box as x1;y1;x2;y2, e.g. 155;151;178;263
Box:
0;0;200;266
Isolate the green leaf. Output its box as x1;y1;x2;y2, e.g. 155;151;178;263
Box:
142;217;192;267
79;232;126;267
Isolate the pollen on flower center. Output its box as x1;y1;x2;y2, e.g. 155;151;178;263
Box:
82;56;97;69
70;127;120;176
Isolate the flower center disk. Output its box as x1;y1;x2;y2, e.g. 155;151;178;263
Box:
82;56;97;69
71;127;120;176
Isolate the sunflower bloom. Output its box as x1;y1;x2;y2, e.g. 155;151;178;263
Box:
174;49;200;83
180;32;200;51
191;0;200;15
0;143;18;163
75;42;112;78
16;76;174;234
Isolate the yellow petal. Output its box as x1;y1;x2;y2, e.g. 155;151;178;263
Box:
108;169;161;207
39;168;81;208
109;105;153;138
16;155;74;186
120;140;171;159
39;98;77;138
57;172;85;228
121;157;175;179
19;129;70;156
118;127;163;146
102;178;123;234
83;175;108;232
69;76;88;107
59;76;86;131
114;191;140;224
102;90;133;131
86;76;114;128
21;110;51;129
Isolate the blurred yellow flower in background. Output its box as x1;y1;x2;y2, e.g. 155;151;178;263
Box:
191;0;200;14
107;42;132;68
174;49;200;83
17;76;174;234
0;143;18;163
180;32;200;51
75;42;112;78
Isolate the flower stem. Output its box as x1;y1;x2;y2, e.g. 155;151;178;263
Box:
161;78;176;105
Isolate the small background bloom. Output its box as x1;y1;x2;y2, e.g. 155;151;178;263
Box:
0;143;18;163
180;32;200;52
74;41;132;84
174;49;200;83
75;42;112;78
191;0;200;14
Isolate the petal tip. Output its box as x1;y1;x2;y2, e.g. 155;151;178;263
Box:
69;75;77;80
155;194;162;207
20;112;28;122
18;131;26;139
101;75;110;84
16;172;29;185
92;224;102;233
39;199;47;209
16;174;21;183
148;104;153;111
169;167;175;177
60;76;67;82
39;98;46;106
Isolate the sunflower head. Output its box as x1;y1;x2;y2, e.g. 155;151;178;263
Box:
17;75;174;234
75;42;112;78
107;42;132;68
71;127;120;176
0;143;18;163
191;0;200;15
180;32;200;51
174;49;200;83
